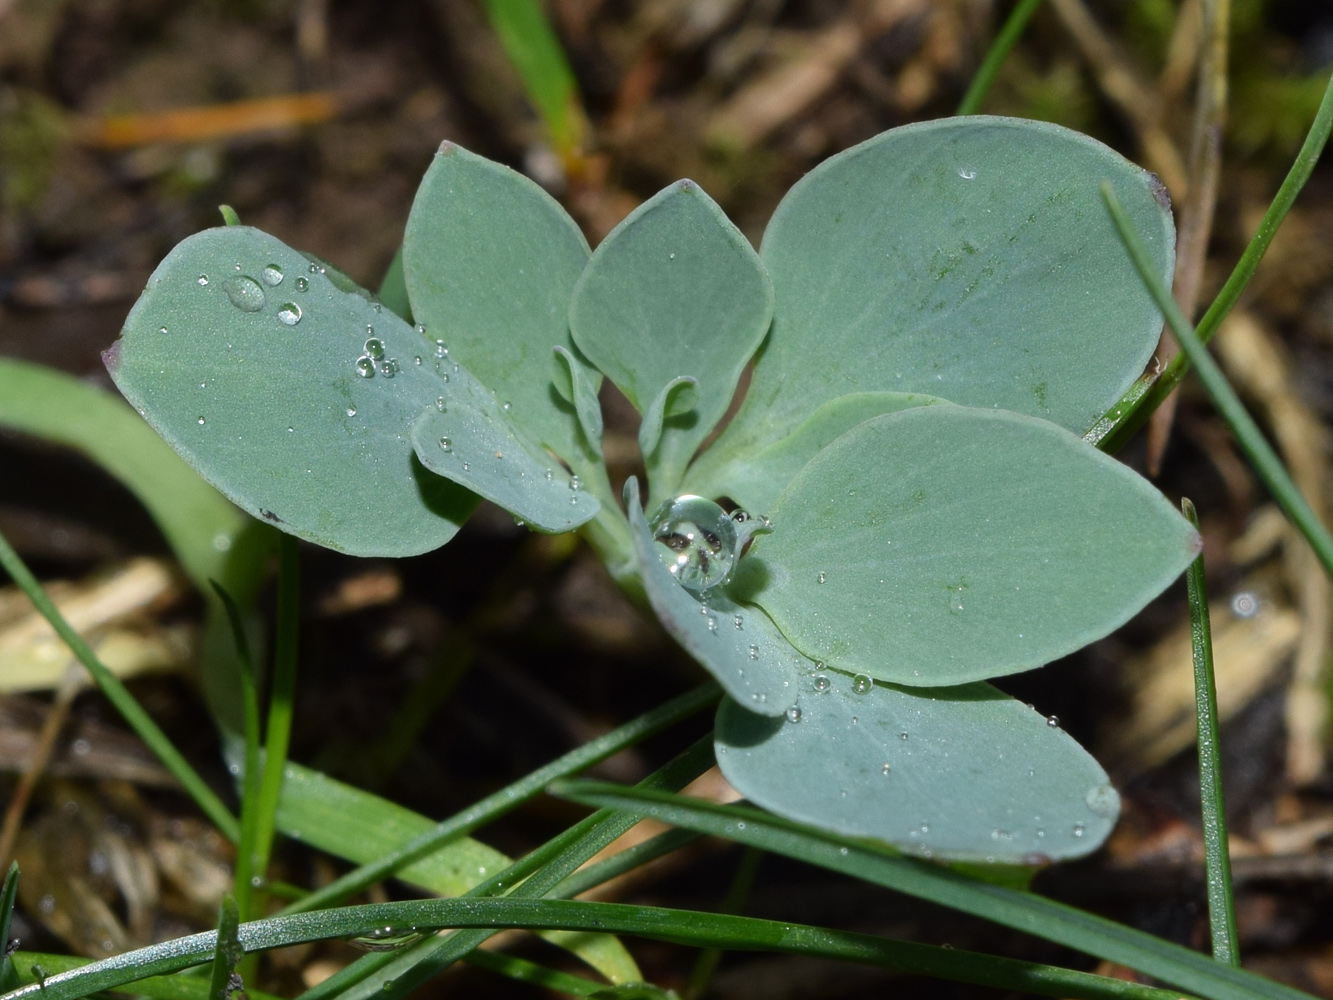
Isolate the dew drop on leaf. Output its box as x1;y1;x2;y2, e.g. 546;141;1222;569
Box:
438;437;451;452
1047;715;1060;728
812;674;830;693
197;274;209;285
295;277;309;292
749;644;759;660
223;275;265;312
355;356;375;378
365;338;385;361
851;673;872;695
261;264;284;286
1084;783;1118;818
786;706;802;723
435;397;446;412
277;303;302;326
648;495;738;593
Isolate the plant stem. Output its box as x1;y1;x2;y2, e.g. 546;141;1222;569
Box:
1094;69;1333;452
956;0;1044;115
0;530;239;841
1182;499;1241;966
1102;183;1333;583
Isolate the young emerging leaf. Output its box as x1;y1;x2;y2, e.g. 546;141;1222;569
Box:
625;478;806;716
686;391;941;513
705;116;1175;473
750;406;1199;685
570;181;774;502
551;345;604;452
716;674;1119;862
404;142;598;470
638;376;698;460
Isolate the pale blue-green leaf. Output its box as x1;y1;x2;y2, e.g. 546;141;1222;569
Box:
709;116;1174;464
569;180;773;496
752;406;1199;685
274;761;639;984
685;391;941;513
410;401;599;533
717;673;1118;862
625;478;805;717
404;142;596;469
107;226;481;557
552;345;604;452
377;247;412;324
638;376;698;462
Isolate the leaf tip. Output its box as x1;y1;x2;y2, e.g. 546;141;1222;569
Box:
437;139;459;157
101;340;122;374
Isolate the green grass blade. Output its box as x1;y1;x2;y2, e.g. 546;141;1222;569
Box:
0;863;19;994
551;828;702;900
0;899;1201;1000
955;0;1044;115
206;896;242;1000
1102;184;1333;582
1094;70;1333;451
10;953;285;1000
462;949;603;996
0;530;240;841
250;535;300;895
551;781;1316;1000
479;0;583;155
280;682;719;915
1182;499;1241;966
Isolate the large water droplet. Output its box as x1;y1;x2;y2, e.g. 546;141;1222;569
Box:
1046;715;1060;728
365;338;385;361
812;674;830;693
648;495;738;593
348;926;426;953
261;264;284;286
785;706;802;724
851;673;872;695
277;303;302;326
438;437;452;452
224;275;265;312
355;356;375;378
1084;783;1119;818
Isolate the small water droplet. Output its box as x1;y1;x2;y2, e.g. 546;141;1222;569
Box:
197;274;209;285
881;762;891;775
545;469;554;480
224;275;266;312
295;276;309;292
812;674;830;693
899;731;909;740
365;337;385;360
1072;823;1085;838
434;339;448;358
958;167;977;180
920;822;930;834
706;615;718;632
462;461;470;471
732;614;743;630
277;303;302;325
414;356;423;365
850;715;858;724
786;706;802;723
197;416;206;425
1035;828;1045;838
851;673;872;695
839;847;849;856
435;396;446;412
309;263;320;273
569;475;581;491
261;263;284;286
817;571;827;584
355;356;375;378
502;401;512;412
748;644;759;660
379;359;398;378
1047;715;1060;728
158;325;168;334
669;252;676;260
346;406;357;416
1084;783;1119;818
438;437;452;452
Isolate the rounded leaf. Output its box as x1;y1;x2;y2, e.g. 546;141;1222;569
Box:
752;406;1199;685
717;674;1119;862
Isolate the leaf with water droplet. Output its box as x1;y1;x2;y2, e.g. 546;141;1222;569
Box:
750;405;1199;685
404;143;596;471
551;344;604;453
638;375;698;462
716;675;1119;861
108;225;477;556
706;117;1175;469
687;391;942;512
625;477;808;717
570;180;773;503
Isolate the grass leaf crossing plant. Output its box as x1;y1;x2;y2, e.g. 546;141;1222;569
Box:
106;115;1198;865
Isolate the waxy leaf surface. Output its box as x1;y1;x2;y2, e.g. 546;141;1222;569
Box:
570;181;773;501
625;479;805;716
706;116;1174;475
404;142;598;469
109;226;595;555
717;673;1119;862
752;406;1199;685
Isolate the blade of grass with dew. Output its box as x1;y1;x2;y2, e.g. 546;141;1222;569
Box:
211;584;262;923
321;739;717;1000
250;535;300;905
280;682;719;914
687;846;764;999
1093;70;1333;452
0;531;239;840
0;898;1204;1000
479;0;584;156
0;864;19;994
10;953;285;1000
551;781;1316;1000
955;0;1044;115
1182;498;1241;965
206;897;242;1000
1102;184;1333;582
461;950;604;997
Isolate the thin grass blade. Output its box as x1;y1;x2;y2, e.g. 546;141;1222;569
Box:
0;864;18;994
955;0;1044;115
206;896;243;1000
